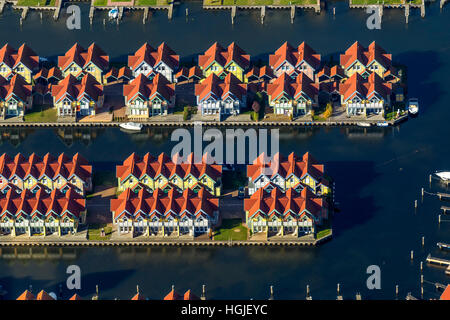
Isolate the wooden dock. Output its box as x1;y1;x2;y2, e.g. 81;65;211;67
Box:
441;206;450;214
437;242;450;250
426;254;450;275
437;192;450;200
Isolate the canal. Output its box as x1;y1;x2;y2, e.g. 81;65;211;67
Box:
0;1;449;300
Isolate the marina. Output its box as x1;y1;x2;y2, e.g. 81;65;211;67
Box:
0;0;449;301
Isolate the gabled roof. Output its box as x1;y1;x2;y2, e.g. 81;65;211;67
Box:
340;41;392;71
58;43;109;72
244;187;325;219
195;72;247;102
36;290;55;300
267;72;318;101
175;66;203;81
34;67;63;82
69;293;83;300
269;41;321;71
183;290;200;300
105;66;133;81
16;290;35;300
111;187;218;221
247;152;327;184
0;188;86;219
131;292;145;300
0;152;92;182
0;43;39;71
128;42;179;72
440;285;450;300
123;73;175;103
198;42;250;71
339;72;392;102
164;288;183;300
245;65;274;81
51;73;103;103
0;74;32;102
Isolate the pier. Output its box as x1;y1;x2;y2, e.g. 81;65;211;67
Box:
437;242;450;250
426;254;450;275
437;192;450;200
441;206;450;214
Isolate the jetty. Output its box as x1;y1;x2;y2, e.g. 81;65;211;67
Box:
203;0;321;25
426;254;450;275
437;242;450;250
11;0;61;22
437;192;450;200
441;206;450;214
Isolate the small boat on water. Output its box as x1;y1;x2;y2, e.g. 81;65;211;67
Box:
408;98;419;115
434;171;450;181
119;122;143;131
108;7;119;20
356;122;371;127
376;121;389;127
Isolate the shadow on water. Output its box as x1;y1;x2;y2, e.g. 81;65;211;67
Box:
327;161;379;238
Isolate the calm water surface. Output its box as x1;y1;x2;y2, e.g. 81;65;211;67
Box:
0;1;449;300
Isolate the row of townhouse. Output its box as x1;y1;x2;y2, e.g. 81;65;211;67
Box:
247;152;331;196
116;152;222;196
111;188;219;237
0;152;92;195
0;152;92;237
0;188;86;237
245;187;329;237
0;41;399;122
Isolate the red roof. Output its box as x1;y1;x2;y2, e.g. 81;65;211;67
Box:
123;73;175;104
111;187;218;221
267;72;319;101
198;42;250;71
105;66;133;81
247;152;327;184
440;285;450;300
36;290;55;300
175;66;203;81
58;43;109;72
34;67;63;82
245;65;274;81
17;290;35;300
269;42;321;71
131;293;145;300
339;72;392;102
164;288;183;300
244;187;326;220
0;74;32;102
69;294;83;300
340;41;392;71
0;43;39;71
0;187;86;221
0;152;92;183
128;42;179;73
183;290;200;300
51;73;103;103
195;72;247;103
116;152;222;182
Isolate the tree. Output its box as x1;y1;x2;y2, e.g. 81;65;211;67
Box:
252;100;261;113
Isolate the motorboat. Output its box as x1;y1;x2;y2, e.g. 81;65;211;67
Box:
434;171;450;181
119;122;143;131
356;122;371;127
376;121;389;127
108;7;119;20
408;98;419;115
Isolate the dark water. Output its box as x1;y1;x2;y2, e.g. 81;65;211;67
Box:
0;1;450;300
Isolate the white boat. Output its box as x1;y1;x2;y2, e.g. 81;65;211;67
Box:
119;122;143;131
408;98;419;115
108;7;119;19
435;171;450;181
376;122;389;127
356;122;371;127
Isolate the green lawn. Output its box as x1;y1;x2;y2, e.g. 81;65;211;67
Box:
315;218;332;240
135;0;170;6
93;0;108;6
316;228;331;240
24;105;57;123
16;0;56;6
214;219;248;241
88;223;113;241
204;0;317;5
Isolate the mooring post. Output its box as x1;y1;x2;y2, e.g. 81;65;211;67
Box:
429;174;432;186
415;200;418;209
420;261;423;272
306;285;310;299
395;285;399;298
439;214;441;224
411;250;414;260
421;188;424;201
422;236;425;247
